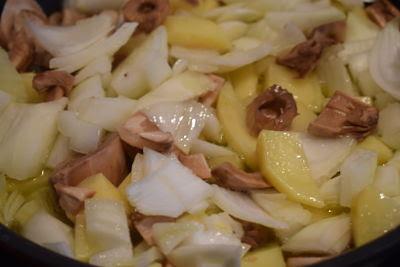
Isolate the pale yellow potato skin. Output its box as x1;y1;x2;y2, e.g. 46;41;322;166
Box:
257;130;325;208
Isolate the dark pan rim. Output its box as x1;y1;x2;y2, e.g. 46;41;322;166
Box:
1;223;400;266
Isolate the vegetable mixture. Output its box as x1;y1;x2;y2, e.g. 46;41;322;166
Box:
0;0;400;266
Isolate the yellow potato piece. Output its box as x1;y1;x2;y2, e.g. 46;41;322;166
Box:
358;136;393;164
266;60;325;113
242;244;286;267
291;101;317;132
165;16;231;52
257;130;325;208
229;64;258;103
352;186;400;247
78;173;130;212
217;83;258;170
74;213;92;262
207;154;245;170
171;0;218;14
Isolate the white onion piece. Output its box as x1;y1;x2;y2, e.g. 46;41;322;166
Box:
23;211;73;251
339;149;378;207
43;242;74;258
320;176;341;205
204;3;263;23
144;101;208;153
0;98;67;180
126;151;212;217
134;71;218;112
170;42;272;73
25;13;115;57
132;247;163;267
77;96;137;132
212;185;288;229
152;221;204;255
0;91;11;114
191;139;234;158
378;103;400;149
251;190;312;226
282;214;351;255
46;135;76;169
58;111;104;154
373;165;400;197
85;199;132;253
74;56;112;85
142;148;169;176
202;213;244;240
218;21;248;41
299;134;355;185
50;22;137;73
89;246;134;267
69;75;105;112
370;18;400;100
169;244;241;267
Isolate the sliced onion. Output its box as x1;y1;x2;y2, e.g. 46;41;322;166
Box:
378;103;400;149
50;22;138;73
43;242;74;258
190;139;235;158
68;75;105;112
320;176;341;205
299;134;356;185
0;91;11;113
74;55;112;85
212;185;288;229
58;111;104;154
373;165;400;197
46;135;76;169
282;214;351;255
369;18;400;100
126;151;212;217
77;96;137;132
204;3;263;23
170;42;272;73
25;12;115;57
89;246;134;267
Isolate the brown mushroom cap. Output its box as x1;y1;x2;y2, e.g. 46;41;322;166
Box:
277;21;346;77
366;0;400;28
178;153;212;179
50;133;129;187
212;162;271;191
131;213;175;245
54;184;95;215
33;70;75;101
308;91;379;139
246;84;298;136
118;112;174;153
123;0;170;33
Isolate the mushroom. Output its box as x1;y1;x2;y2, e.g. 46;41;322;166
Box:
199;74;225;107
365;0;400;28
1;0;47;71
53;184;95;215
118;112;174;153
32;70;75;101
240;221;270;248
246;84;298;136
131;213;175;245
50;133;129;187
286;257;330;267
277;21;346;77
123;0;170;33
308;91;379;139
178;153;212;179
211;162;271;191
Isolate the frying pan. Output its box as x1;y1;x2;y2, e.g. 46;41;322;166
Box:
0;0;399;266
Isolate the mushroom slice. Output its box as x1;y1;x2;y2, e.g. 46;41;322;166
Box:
118;112;174;153
365;0;400;28
178;153;212;179
33;70;74;101
212;162;270;191
7;30;34;71
50;133;128;187
240;220;270;249
246;84;298;136
1;0;46;42
199;74;225;107
277;21;346;77
123;0;170;33
131;213;175;245
54;183;95;215
308;91;379;139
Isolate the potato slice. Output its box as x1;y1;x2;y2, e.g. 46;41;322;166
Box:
165;16;231;53
352;186;400;246
266;60;325;113
257;130;324;208
242;244;286;267
217;83;257;169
